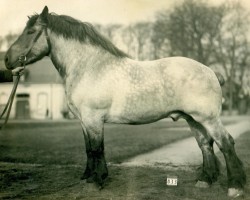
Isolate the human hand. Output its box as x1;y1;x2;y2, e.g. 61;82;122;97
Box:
12;67;25;76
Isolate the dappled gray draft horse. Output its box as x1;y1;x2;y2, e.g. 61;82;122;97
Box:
5;6;246;198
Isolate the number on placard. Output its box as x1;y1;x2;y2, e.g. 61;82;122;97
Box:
166;177;178;186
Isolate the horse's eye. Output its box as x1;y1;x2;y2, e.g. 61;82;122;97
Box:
27;29;35;34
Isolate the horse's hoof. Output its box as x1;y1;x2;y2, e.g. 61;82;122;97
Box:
98;185;104;190
93;179;104;190
228;188;244;198
86;177;94;183
195;181;210;188
81;174;88;180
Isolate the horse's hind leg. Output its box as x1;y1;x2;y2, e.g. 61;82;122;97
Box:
186;117;220;188
80;116;108;188
201;118;246;198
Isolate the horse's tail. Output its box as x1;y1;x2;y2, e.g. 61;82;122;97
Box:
215;72;225;86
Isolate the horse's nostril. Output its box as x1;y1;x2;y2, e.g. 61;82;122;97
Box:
4;55;11;68
4;55;9;65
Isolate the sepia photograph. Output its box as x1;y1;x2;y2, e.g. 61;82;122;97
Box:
0;0;250;199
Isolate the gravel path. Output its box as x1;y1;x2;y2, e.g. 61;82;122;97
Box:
122;120;250;168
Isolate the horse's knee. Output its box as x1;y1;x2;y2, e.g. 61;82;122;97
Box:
82;118;105;149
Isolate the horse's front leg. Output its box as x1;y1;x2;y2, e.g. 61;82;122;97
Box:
81;126;94;182
81;116;108;188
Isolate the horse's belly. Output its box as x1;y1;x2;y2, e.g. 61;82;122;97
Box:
106;105;170;124
106;86;176;124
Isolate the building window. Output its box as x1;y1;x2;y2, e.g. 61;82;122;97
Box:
37;92;48;117
15;93;30;119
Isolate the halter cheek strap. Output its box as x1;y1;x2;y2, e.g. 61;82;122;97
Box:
44;28;51;56
24;25;51;60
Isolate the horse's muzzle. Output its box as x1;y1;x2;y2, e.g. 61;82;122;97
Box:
4;54;26;69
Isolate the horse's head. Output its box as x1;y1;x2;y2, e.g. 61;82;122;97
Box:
5;6;51;69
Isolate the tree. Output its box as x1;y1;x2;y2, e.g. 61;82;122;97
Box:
152;0;225;65
130;22;153;60
215;1;250;114
151;12;170;59
121;25;137;58
152;0;250;114
99;23;154;60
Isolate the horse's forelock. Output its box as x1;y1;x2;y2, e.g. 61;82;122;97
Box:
26;14;39;28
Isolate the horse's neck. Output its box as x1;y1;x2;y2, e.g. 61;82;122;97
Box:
48;32;116;82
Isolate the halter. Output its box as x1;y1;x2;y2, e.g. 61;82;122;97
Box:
0;25;50;129
25;24;51;58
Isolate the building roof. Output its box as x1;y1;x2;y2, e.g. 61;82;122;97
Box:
0;52;62;84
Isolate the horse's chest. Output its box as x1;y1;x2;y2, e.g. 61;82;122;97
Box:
65;80;112;113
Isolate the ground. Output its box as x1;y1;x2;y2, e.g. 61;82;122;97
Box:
0;117;249;199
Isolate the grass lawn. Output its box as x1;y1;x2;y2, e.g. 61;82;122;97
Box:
0;120;191;165
0;120;249;199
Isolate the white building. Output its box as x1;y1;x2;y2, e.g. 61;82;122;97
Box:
0;55;67;120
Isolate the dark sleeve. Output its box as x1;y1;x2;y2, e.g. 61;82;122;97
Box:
0;70;13;83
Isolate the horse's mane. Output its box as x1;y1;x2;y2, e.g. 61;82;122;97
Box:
27;14;128;58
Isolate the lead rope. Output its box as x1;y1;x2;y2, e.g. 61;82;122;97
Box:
0;56;26;130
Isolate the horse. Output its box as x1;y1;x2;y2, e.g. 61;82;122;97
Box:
4;6;246;198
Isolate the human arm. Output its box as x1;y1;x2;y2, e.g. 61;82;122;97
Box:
0;67;25;83
0;70;13;82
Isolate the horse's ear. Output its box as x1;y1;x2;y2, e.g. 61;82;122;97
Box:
37;6;49;24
